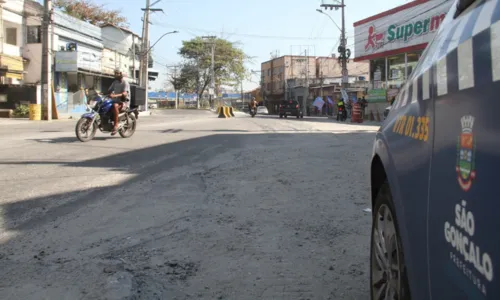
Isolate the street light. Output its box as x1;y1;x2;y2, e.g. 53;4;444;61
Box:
142;30;179;56
316;9;342;32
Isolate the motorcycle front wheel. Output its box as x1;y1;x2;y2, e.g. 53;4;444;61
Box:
75;118;97;142
119;114;137;138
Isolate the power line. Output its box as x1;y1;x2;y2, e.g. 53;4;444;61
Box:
150;20;343;40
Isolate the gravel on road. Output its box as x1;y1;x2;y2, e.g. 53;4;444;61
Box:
0;112;379;300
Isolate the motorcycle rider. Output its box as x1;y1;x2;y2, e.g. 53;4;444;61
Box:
249;97;258;114
337;98;346;121
108;69;130;135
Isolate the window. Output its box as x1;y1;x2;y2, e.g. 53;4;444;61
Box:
6;28;17;45
388;54;406;88
27;26;42;43
406;51;422;78
370;58;386;83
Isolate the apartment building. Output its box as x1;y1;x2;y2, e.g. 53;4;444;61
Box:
0;0;42;84
260;55;369;113
261;55;315;99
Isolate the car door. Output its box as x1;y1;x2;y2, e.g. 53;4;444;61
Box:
427;0;500;298
378;12;444;300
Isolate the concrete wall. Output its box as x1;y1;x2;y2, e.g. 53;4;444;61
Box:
23;43;41;83
317;57;370;80
22;7;42;84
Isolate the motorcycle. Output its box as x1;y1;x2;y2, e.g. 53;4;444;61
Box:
250;107;257;117
75;94;139;142
337;106;347;122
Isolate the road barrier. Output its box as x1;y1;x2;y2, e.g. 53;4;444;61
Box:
351;103;363;123
229;107;235;117
29;104;42;121
217;106;231;118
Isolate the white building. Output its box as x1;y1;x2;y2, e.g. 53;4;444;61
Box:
0;0;42;84
100;24;141;83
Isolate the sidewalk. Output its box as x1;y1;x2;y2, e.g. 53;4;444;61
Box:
0;118;76;126
327;115;382;126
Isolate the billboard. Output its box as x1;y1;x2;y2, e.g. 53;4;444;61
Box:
353;0;453;61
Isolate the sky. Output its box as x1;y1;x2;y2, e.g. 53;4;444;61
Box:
82;0;409;91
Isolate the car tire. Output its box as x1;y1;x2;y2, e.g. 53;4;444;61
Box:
370;181;411;300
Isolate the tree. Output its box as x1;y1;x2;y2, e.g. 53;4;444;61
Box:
54;0;128;27
177;37;249;102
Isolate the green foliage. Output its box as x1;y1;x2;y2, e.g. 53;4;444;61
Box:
176;37;249;97
54;0;128;27
13;105;30;118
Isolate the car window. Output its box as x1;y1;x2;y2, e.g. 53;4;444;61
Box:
409;0;459;82
392;0;460;110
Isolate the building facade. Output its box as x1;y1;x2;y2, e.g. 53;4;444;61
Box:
0;0;152;115
261;55;370;114
100;24;142;83
353;0;454;93
0;0;42;84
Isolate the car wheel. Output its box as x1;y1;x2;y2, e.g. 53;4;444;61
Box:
370;181;411;300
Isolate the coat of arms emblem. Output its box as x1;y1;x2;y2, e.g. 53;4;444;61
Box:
456;115;476;192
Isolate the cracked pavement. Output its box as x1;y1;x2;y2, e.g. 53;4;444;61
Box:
0;110;379;300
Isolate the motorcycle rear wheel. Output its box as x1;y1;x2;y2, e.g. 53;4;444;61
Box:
75;118;97;142
119;114;137;138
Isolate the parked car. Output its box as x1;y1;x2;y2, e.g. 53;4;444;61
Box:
257;106;269;115
370;1;500;299
279;100;303;119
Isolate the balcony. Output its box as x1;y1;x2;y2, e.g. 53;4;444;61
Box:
2;43;21;57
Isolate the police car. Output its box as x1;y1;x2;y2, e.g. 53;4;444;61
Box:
370;0;499;299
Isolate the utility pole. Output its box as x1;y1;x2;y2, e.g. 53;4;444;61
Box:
140;0;163;112
240;78;243;108
0;0;5;55
140;0;151;112
320;0;349;90
41;0;53;120
304;49;309;116
132;35;136;84
202;36;216;108
167;64;179;109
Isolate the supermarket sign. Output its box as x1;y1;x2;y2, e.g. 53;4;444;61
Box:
386;13;445;43
354;0;453;60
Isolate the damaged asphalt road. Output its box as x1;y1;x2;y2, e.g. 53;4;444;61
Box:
0;111;379;299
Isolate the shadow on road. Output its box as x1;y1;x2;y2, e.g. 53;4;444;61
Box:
28;136;114;144
0;130;377;231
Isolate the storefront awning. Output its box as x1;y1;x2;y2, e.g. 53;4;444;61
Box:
77;68;114;79
0;54;24;73
6;72;23;80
